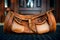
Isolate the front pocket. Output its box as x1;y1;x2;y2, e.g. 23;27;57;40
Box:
36;22;50;34
11;21;24;33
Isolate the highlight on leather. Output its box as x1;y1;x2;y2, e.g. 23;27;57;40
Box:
4;10;56;34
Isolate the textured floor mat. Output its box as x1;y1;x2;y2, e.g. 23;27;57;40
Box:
0;25;60;40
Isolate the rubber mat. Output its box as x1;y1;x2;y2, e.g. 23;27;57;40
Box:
0;25;60;40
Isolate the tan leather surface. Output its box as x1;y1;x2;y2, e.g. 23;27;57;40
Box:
46;11;56;32
4;10;56;34
11;21;49;34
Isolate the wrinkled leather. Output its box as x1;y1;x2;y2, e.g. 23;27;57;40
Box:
4;10;56;34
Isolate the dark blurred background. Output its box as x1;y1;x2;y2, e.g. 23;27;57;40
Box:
0;0;60;23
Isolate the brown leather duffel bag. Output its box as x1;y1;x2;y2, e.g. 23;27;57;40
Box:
4;9;56;34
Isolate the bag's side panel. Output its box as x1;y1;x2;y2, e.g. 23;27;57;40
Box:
4;11;14;32
47;11;56;32
4;12;11;32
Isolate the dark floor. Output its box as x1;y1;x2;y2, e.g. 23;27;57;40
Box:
0;25;60;40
